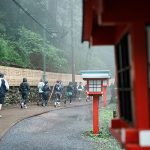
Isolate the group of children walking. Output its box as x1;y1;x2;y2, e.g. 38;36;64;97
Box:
37;80;84;108
0;72;85;118
24;79;85;108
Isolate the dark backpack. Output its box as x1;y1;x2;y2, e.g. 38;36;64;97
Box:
42;84;47;92
78;85;82;89
42;84;50;92
55;84;61;92
20;82;29;93
0;79;7;96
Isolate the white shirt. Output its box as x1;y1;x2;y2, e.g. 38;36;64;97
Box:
38;82;44;93
0;77;9;90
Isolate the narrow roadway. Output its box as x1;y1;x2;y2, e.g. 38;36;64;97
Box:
0;104;100;150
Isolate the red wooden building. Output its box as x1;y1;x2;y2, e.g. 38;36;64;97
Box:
82;0;150;149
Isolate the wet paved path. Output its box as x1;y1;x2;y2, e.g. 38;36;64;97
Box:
0;104;100;150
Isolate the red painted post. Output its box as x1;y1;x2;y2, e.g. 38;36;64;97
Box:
93;95;99;134
131;23;149;128
103;86;107;107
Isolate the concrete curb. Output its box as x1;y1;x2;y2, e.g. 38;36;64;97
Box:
0;102;92;141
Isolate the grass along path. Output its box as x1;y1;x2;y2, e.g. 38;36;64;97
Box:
82;103;124;150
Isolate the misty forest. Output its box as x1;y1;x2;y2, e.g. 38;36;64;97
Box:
0;0;115;75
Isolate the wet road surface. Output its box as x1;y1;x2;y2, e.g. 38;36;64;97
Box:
0;104;100;150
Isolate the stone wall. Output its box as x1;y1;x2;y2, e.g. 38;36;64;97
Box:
4;86;39;105
0;66;85;105
0;66;115;105
4;86;86;105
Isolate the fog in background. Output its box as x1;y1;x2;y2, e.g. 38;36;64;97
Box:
0;0;115;76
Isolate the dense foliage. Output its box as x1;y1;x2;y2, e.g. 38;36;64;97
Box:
0;0;69;72
0;26;68;72
0;0;115;75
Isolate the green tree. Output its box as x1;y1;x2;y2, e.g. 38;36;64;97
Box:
17;26;68;71
0;37;23;66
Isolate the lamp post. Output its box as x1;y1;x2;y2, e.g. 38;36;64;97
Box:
81;70;111;134
88;79;102;134
43;24;46;82
42;0;49;81
70;0;75;83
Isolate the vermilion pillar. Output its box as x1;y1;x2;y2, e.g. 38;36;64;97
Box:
131;23;149;128
102;86;107;107
93;95;99;134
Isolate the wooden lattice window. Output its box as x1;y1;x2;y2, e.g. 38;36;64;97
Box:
88;80;102;92
116;34;133;123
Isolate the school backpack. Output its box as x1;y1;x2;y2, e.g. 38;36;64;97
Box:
42;84;48;92
0;79;7;96
55;84;61;92
78;85;82;89
19;82;29;93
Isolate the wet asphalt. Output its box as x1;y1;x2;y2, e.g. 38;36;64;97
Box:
0;104;100;150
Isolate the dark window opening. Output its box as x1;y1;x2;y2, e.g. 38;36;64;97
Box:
116;34;133;123
146;25;150;117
